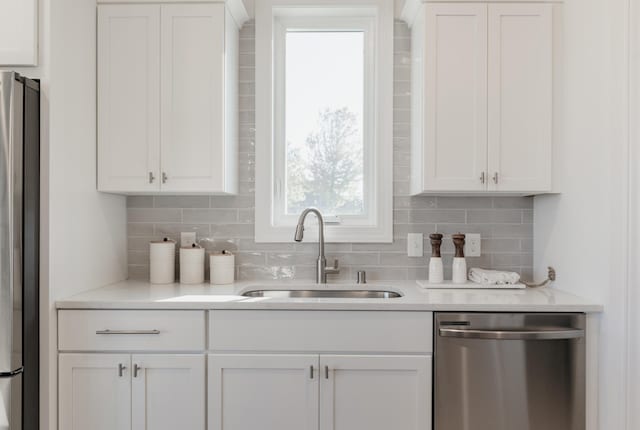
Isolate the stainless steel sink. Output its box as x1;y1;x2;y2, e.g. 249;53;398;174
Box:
242;289;403;299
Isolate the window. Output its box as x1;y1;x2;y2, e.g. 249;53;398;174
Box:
255;1;394;242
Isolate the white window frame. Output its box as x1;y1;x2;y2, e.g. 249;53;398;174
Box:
255;0;394;243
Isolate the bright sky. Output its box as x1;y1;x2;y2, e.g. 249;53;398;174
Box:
285;31;365;150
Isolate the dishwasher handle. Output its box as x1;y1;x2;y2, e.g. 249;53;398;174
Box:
439;327;584;340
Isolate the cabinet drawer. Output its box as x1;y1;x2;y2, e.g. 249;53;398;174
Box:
58;310;205;352
209;311;433;353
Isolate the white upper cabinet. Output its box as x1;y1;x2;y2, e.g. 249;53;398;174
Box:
403;0;556;195
420;4;488;193
160;4;227;193
487;4;552;192
97;1;247;195
0;0;38;65
98;5;161;193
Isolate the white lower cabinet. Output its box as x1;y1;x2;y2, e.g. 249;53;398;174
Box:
59;354;132;430
319;355;432;430
208;354;432;430
132;355;205;430
208;354;319;430
59;353;205;430
58;310;433;430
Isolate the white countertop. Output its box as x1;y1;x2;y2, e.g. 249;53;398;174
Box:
56;280;603;312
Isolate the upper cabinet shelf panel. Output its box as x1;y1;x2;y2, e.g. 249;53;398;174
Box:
97;1;247;195
402;0;558;196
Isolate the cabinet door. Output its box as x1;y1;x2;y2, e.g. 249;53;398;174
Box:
423;4;488;192
319;355;432;430
160;4;226;193
0;0;37;65
487;4;553;192
208;354;319;430
131;354;205;430
59;354;131;430
98;5;161;193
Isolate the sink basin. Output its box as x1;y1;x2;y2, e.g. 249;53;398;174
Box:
241;289;403;299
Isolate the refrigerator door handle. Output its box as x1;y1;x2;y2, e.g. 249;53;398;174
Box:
0;367;24;378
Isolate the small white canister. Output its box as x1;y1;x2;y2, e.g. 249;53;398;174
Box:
149;238;176;284
180;244;205;284
210;251;235;285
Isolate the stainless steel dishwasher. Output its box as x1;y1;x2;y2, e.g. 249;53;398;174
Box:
434;313;585;430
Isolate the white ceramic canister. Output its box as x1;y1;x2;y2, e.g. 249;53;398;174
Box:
180;244;205;284
210;251;235;285
452;257;468;284
428;257;444;284
149;238;176;284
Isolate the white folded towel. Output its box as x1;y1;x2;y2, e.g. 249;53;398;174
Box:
468;268;521;285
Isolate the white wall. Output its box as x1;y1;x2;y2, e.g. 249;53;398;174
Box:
534;0;632;428
11;0;128;428
45;0;128;425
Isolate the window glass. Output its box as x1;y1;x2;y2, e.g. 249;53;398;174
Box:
284;31;365;216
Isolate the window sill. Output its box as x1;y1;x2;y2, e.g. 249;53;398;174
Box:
254;222;393;243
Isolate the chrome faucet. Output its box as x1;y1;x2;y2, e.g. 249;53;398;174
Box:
294;208;340;284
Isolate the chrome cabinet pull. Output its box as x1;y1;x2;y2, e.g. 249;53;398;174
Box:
96;329;161;335
148;172;155;184
118;363;126;377
492;172;499;184
310;365;314;379
324;366;329;379
162;172;168;184
133;364;142;378
480;172;486;184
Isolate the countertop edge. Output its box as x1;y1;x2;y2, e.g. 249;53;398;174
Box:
55;301;604;312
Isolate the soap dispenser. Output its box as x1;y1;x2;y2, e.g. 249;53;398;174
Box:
428;233;444;284
452;233;467;284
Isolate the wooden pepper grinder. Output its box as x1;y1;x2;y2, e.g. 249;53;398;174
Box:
428;234;444;283
452;233;467;284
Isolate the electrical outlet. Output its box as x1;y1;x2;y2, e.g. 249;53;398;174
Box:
407;233;424;257
181;232;197;247
464;234;481;257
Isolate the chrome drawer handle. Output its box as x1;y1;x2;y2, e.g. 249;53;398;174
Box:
96;329;161;335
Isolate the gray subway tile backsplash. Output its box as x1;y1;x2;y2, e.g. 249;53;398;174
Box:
126;21;534;283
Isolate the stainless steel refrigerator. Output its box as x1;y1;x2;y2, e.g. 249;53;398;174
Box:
0;71;40;430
